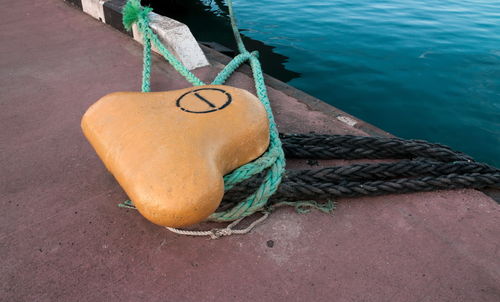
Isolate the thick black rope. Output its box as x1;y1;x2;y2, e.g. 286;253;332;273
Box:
280;133;473;161
218;133;500;211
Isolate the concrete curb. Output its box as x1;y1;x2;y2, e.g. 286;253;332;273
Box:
64;0;209;70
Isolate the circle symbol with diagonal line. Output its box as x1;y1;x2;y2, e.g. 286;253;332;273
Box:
176;88;232;114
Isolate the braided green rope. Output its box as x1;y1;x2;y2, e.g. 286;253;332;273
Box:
209;1;287;219
141;32;152;92
123;0;205;88
122;0;286;222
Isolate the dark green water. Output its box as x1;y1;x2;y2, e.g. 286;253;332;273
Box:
147;0;500;166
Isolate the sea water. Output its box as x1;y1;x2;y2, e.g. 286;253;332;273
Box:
152;0;500;166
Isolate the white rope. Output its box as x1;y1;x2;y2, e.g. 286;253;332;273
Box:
119;200;270;239
165;211;270;239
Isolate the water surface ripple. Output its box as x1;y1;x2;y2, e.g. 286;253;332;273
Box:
230;0;500;165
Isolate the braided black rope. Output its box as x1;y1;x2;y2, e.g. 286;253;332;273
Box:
218;133;500;211
280;133;473;161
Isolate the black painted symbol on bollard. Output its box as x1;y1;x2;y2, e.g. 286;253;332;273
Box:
176;88;232;113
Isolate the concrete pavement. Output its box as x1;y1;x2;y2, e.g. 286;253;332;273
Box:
1;1;499;301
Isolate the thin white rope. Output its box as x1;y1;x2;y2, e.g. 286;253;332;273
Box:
165;211;270;239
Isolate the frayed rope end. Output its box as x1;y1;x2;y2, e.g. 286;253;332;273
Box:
122;0;152;31
271;199;336;214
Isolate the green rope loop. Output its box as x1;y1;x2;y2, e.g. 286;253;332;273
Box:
122;0;286;222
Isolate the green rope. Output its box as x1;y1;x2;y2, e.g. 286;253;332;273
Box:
122;0;291;221
123;0;205;88
117;199;136;210
272;200;336;214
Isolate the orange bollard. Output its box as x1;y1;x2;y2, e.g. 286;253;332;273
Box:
82;85;269;227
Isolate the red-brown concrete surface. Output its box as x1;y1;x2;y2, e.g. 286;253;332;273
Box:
1;1;499;301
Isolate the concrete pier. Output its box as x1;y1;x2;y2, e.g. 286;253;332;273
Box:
1;1;499;301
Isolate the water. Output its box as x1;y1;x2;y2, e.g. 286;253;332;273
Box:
149;0;500;166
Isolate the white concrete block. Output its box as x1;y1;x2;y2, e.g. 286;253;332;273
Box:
132;12;209;71
81;0;106;22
